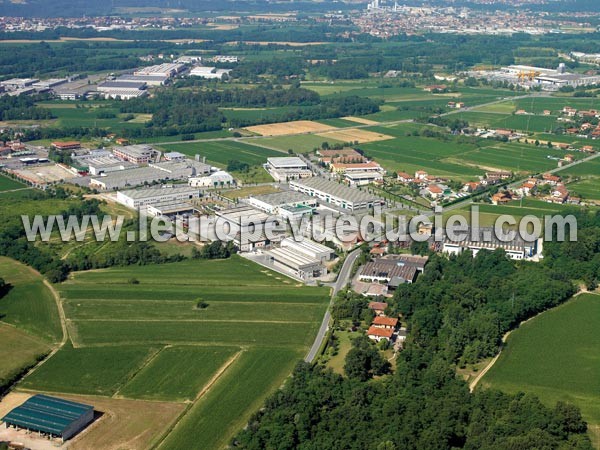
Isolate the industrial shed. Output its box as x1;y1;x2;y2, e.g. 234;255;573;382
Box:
2;394;94;442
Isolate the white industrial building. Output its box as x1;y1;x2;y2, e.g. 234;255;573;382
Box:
112;145;158;164
245;191;316;215
116;185;201;209
265;157;313;181
214;55;239;63
87;158;137;176
265;246;326;280
344;171;384;186
482;64;600;91
97;81;148;100
188;170;234;188
289;177;383;211
149;160;212;177
280;237;334;263
213;205;285;251
32;78;68;90
189;66;232;80
442;228;538;260
146;201;197;218
163;152;187;162
134;63;185;78
117;74;169;86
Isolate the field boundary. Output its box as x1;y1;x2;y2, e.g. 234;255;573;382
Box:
470;289;593;392
150;349;244;449
113;346;164;399
10;270;69;387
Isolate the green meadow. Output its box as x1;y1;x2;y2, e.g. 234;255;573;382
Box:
157;140;282;167
481;293;600;442
0;174;26;192
20;256;329;449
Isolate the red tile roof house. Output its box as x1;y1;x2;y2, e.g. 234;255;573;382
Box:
542;173;561;185
372;316;399;330
426;184;443;199
367;326;394;342
368;301;388;316
51;141;81;151
397;171;414;183
370;246;386;257
462;181;480;193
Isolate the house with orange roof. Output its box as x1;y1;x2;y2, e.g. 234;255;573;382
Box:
367;326;394;342
542;173;561;185
372;316;399;329
397;171;414;183
368;301;388;316
462;181;481;193
491;191;513;205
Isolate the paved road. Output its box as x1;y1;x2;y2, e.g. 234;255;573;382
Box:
304;248;362;363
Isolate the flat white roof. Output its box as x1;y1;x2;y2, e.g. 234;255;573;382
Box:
267;247;321;270
281;237;332;255
267;157;307;168
119;185;199;200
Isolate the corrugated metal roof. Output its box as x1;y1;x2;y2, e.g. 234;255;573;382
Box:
2;394;93;437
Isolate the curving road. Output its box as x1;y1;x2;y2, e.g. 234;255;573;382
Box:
305;249;361;363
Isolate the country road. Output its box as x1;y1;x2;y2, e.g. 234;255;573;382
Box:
305;248;361;363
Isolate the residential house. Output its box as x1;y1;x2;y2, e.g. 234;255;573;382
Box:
415;170;428;181
491;191;513;205
426;184;444;199
372;316;398;330
397;171;414;183
542;173;561;186
367;326;394;342
368;301;388;316
462;181;481;193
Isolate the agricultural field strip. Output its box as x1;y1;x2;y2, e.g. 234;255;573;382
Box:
157;347;301;450
115;345;241;402
71;319;315;323
481;293;600;427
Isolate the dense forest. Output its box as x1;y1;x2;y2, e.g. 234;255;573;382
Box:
117;87;380;134
233;209;600;449
0;95;54;121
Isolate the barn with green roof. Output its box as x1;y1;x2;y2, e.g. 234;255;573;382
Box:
2;394;94;441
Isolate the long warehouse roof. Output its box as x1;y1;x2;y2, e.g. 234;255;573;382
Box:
2;394;93;437
292;177;380;204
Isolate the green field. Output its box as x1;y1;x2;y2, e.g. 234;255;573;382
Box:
252;133;344;153
158;347;301;450
454;111;558;133
481;293;600;440
558;157;600;177
38;101;147;131
358;134;484;180
567;178;600;200
0;257;62;342
21;344;156;396
20;256;329;447
0;174;26;192
0;324;50;390
158;140;282;167
458;142;581;174
446;198;584;226
119;346;239;401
